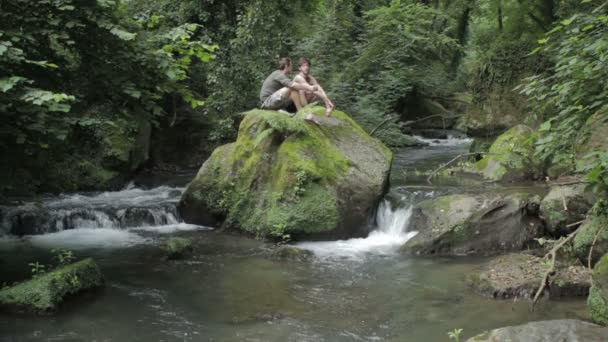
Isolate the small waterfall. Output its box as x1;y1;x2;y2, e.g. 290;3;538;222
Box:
296;198;417;259
0;186;186;236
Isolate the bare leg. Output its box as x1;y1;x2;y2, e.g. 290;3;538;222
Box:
298;90;309;107
288;89;305;111
312;87;334;116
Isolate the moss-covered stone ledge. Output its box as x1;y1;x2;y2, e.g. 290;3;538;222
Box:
0;258;103;313
466;253;590;300
470;125;542;181
588;254;608;326
400;192;543;256
178;106;392;240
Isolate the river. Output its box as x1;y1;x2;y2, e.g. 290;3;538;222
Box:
0;133;589;341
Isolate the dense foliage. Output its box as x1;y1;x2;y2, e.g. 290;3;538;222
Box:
1;0;606;196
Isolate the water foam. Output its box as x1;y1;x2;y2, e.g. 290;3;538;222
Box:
296;200;417;259
413;135;473;147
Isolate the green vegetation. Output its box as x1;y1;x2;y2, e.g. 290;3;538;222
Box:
0;258;103;312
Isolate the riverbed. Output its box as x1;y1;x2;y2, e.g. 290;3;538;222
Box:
0;135;589;341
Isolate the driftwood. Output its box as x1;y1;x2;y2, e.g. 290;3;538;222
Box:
530;220;585;310
426;152;500;184
368;113;462;137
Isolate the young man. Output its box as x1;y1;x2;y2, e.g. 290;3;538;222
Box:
259;57;318;113
293;57;335;117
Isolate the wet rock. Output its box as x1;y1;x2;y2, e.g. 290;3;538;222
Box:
0;258;103;313
540;184;595;236
179;106;392;240
471;125;542;181
466;319;608;342
588;254;608;325
466;253;591;300
271;246;314;262
164;237;194;260
400;193;543;256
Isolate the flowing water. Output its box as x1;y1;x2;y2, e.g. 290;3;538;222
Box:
0;135;589;341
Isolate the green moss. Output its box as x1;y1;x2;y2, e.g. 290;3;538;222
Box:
181;106;390;238
474;125;536;181
573;213;608;260
0;258;103;312
589;286;608;325
164;237;194;260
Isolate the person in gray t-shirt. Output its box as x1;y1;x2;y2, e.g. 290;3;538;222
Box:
259;57;318;112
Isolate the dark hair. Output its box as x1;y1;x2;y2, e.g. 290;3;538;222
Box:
298;57;311;67
278;57;291;70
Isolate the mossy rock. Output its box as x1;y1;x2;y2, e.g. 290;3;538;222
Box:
574;109;608;167
179;106;392;240
0;258;103;313
466;319;608;342
400;192;543;256
539;184;596;236
472;125;541;181
573;211;608;266
466;253;591;300
164;237;194;260
588;254;608;326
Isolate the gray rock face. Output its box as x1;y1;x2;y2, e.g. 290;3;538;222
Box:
466;319;608;342
400;193;543;256
540;184;595;236
466;253;591;300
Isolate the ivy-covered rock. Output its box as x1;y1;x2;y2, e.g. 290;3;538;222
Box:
0;258;103;313
466;319;608;342
164;237;194;260
573;210;608;267
540;184;596;236
472;125;541;181
466;253;590;300
588;254;608;326
179;106;392;240
400;193;543;256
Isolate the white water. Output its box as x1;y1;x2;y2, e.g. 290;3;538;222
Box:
297;200;417;259
414;135;473;147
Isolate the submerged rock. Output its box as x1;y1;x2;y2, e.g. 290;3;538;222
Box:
588;254;608;326
0;258;103;313
539;184;595;236
400;193;543;256
466;319;608;342
466;253;590;300
179;106;392;240
472;125;541;181
164;237;194;260
271;245;314;262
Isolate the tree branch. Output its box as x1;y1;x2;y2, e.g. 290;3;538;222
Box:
369;116;398;137
426;152;501;184
530;222;584;310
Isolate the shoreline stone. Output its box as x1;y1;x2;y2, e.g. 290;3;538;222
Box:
0;258;103;313
466;319;608;342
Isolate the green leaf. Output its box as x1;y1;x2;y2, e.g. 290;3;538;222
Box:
110;27;136;41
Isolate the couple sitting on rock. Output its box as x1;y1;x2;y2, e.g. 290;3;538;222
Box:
259;57;334;122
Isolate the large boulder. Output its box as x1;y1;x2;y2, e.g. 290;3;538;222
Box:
178;106;392;240
539;184;596;236
466;319;608;342
472;125;541;181
466;253;590;300
588;254;608;326
0;258;103;313
400;193;543;256
573;210;608;266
